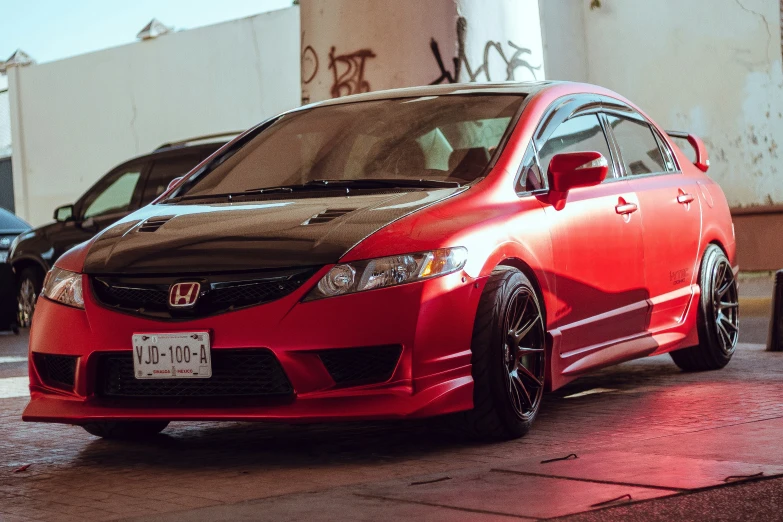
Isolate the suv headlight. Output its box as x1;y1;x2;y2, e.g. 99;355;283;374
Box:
42;267;84;309
305;247;468;301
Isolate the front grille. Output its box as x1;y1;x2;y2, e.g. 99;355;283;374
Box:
33;353;77;390
91;267;317;320
318;345;402;387
96;349;293;398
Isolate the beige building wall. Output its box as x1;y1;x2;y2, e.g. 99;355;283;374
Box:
300;0;545;104
541;0;783;209
9;7;301;227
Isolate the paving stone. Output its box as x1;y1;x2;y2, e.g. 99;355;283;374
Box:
3;328;783;520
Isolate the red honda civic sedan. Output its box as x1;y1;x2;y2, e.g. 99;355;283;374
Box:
23;82;738;440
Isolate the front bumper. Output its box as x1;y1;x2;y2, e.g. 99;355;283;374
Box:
23;268;485;424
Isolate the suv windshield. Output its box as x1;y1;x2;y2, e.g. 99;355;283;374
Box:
171;94;525;200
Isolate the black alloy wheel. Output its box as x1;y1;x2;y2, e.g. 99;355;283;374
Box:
503;286;546;421
456;266;547;440
671;244;738;371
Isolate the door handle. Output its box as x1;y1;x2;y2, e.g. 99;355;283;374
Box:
677;193;695;204
615;202;638;215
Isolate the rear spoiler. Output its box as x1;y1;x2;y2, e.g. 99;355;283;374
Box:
666;130;710;172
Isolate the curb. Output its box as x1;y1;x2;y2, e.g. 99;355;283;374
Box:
739;297;771;318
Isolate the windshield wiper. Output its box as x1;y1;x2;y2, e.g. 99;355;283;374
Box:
168;178;460;203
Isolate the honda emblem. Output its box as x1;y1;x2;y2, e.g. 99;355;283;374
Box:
169;282;201;308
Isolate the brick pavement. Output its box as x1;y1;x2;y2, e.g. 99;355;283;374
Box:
1;312;782;520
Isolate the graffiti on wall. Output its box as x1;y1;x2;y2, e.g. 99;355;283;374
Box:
300;40;376;103
328;47;377;98
430;16;540;84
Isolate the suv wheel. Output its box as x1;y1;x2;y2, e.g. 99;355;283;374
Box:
17;268;43;328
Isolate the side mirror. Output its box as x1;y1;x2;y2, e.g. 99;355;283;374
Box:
54;204;74;223
167;176;184;192
548;151;608;192
546;151;608;210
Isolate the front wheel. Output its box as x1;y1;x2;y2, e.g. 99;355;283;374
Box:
670;244;738;371
17;268;43;328
82;421;170;439
456;267;546;440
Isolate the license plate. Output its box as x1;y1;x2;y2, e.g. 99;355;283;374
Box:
132;332;211;379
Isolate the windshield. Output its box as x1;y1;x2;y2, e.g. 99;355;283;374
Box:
171;94;525;199
0;209;29;231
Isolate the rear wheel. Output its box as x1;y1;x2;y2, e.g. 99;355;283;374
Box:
16;267;43;328
456;267;546;440
82;421;170;439
670;244;738;371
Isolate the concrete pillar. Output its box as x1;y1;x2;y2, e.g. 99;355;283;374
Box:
299;0;545;104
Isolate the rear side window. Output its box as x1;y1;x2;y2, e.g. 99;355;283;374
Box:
142;155;202;204
538;114;614;178
606;115;666;176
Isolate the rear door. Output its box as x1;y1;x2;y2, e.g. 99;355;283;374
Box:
603;108;701;332
535;101;648;363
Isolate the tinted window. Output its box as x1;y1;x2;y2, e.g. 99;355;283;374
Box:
516;144;545;193
83;169;142;219
142;155;202;204
538;114;613;178
606;115;666;175
174;95;525;198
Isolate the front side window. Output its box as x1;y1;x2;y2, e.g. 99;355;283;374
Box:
82;169;142;219
538;114;614;178
515;144;545;193
606;115;666;176
172;95;525;199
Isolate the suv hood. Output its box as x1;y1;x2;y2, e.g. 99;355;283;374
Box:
83;188;463;274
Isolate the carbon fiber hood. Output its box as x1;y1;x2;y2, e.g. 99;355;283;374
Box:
82;188;463;274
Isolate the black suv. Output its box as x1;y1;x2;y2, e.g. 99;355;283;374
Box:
9;133;234;327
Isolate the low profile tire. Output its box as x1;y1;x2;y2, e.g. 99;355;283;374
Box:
670;244;739;372
456;266;546;440
16;267;43;329
82;421;170;439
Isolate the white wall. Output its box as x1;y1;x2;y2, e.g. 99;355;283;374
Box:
0;74;10;158
300;0;545;104
541;0;783;208
9;7;300;226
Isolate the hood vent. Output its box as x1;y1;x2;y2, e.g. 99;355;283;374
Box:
138;215;174;233
303;208;356;225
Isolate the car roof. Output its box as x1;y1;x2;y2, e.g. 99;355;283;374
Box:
306;81;561;109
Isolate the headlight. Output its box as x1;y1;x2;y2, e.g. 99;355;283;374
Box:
0;251;7;264
42;267;84;309
305;247;468;301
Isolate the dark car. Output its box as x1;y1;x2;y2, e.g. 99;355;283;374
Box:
0;209;31;332
9;133;236;327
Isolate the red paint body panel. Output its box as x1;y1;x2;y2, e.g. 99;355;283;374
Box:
24;82;735;425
